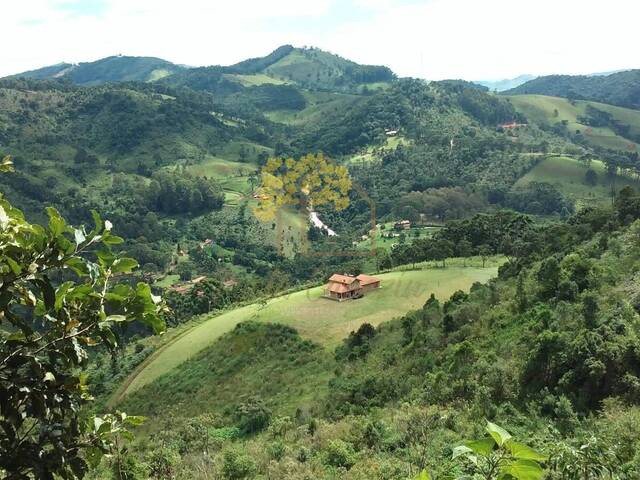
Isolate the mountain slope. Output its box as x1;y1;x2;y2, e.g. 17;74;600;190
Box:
505;70;640;109
507;94;640;152
12;55;185;85
475;74;536;92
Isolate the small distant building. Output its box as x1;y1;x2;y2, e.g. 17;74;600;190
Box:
191;276;207;284
324;273;381;301
385;129;399;137
500;121;527;129
394;220;411;230
223;279;238;288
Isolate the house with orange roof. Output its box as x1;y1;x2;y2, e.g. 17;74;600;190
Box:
324;273;381;301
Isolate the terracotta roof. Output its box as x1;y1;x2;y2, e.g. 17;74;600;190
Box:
356;274;380;286
328;274;358;285
326;282;353;293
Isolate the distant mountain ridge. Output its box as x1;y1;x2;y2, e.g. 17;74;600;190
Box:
475;74;537;92
8;46;395;93
11;55;184;86
504;69;640;110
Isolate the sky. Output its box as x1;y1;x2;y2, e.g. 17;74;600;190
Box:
3;0;639;80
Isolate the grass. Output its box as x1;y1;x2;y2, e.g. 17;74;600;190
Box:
514;155;640;208
264;91;362;126
348;136;411;164
113;260;502;401
153;274;180;288
118;322;334;422
224;73;288;86
507;94;640;152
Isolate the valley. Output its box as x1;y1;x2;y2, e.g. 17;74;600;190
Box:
2;39;640;480
113;258;502;400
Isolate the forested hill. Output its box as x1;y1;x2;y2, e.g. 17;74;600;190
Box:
504;69;640;109
10;55;184;85
8;46;395;93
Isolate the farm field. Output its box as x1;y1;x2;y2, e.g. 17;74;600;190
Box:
514;155;640;208
507;94;640;152
356;224;442;252
114;260;502;401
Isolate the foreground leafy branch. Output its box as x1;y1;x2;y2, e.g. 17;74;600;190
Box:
452;422;547;480
0;180;166;479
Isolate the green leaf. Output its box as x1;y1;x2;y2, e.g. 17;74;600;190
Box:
96;249;116;269
111;257;138;274
501;459;544;480
415;470;432;480
65;257;89;276
90;210;103;236
452;445;474;459
55;282;74;310
465;438;495;457
102;233;124;245
123;415;145;426
46;207;66;236
6;257;22;275
507;442;547;462
105;315;126;323
486;421;512;447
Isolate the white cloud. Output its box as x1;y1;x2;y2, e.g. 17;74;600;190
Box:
2;0;639;79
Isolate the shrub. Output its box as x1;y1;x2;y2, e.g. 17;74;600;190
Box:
324;440;357;469
146;446;180;479
234;396;272;434
222;448;257;480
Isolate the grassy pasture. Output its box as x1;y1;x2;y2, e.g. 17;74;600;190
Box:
114;261;501;400
356;224;442;252
507;94;640;152
514;155;640;208
223;73;288;86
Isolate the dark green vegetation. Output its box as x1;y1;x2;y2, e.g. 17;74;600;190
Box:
505;69;640;110
13;55;183;85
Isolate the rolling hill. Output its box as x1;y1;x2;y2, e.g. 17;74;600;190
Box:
513;154;640;208
111;260;502;401
505;69;640;109
507;94;640;152
12;55;184;85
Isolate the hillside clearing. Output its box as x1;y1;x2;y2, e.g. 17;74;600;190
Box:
515;155;640;208
507;94;640;152
113;261;501;401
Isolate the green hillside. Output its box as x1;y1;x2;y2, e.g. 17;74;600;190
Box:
12;55;184;85
514;155;640;208
507;94;640;152
505;69;640;109
112;261;501;400
88;196;640;480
